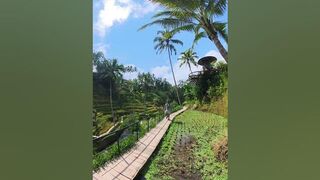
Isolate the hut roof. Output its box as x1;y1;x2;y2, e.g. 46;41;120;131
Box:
197;56;217;66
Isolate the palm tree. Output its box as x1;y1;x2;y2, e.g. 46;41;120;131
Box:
178;48;198;73
139;0;228;62
96;57;135;124
154;30;183;105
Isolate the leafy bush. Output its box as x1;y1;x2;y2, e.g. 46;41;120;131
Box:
182;62;228;116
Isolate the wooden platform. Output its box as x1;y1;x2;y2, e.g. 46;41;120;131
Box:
93;107;187;180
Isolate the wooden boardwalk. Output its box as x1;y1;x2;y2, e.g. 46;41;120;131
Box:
93;107;187;180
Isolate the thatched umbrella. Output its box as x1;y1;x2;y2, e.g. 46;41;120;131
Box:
198;56;217;71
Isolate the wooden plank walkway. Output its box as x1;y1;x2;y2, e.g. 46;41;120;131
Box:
93;107;187;180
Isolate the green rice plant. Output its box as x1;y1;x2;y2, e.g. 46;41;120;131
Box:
142;110;228;180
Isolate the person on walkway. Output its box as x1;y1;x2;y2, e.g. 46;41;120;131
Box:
164;100;171;121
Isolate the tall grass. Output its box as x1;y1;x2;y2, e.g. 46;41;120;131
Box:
195;91;228;118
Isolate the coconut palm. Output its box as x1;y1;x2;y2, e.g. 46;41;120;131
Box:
178;49;198;73
154;30;183;105
96;57;135;123
139;0;228;62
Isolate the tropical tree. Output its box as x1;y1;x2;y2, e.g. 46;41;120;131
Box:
178;48;198;73
139;0;228;62
93;51;104;66
153;30;183;105
95;56;135;123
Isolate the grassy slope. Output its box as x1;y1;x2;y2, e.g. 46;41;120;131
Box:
142;110;228;180
194;92;228;118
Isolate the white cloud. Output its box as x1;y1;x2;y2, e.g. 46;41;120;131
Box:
93;43;109;55
204;50;226;63
131;0;158;18
151;61;202;85
151;66;170;78
94;0;158;37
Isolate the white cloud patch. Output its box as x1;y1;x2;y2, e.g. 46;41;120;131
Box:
204;50;226;63
151;61;202;85
94;0;158;37
93;43;109;55
151;66;170;78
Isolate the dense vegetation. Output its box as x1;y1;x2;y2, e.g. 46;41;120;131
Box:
183;62;228;117
141;110;228;179
93;52;183;136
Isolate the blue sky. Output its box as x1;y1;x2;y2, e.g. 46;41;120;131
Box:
93;0;228;84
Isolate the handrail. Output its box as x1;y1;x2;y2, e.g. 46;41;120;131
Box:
188;69;218;79
93;112;164;153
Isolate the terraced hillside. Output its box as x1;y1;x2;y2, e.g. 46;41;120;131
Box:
93;97;162;135
93;71;182;136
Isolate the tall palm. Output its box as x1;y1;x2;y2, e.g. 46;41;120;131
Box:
96;58;135;124
139;0;228;62
178;48;198;73
154;30;183;105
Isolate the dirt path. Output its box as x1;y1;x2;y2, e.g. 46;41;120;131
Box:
170;135;202;180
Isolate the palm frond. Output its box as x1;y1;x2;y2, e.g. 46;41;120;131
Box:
172;24;195;34
153;37;162;42
213;22;228;42
171;39;183;46
169;44;177;55
139;18;191;31
213;0;227;16
150;0;200;10
152;9;192;19
195;31;207;43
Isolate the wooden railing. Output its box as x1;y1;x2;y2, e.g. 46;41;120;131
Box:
93;112;164;153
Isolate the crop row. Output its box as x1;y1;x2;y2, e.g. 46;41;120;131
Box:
143;110;228;180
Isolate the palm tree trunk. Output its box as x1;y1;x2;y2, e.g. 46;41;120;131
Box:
201;17;228;62
168;49;182;105
109;79;115;124
210;34;228;62
188;62;193;73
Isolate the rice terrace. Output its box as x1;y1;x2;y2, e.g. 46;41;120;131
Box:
93;0;228;179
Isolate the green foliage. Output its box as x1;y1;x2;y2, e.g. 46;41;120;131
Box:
178;48;198;73
154;30;183;55
139;0;228;61
183;62;228;104
182;62;228;117
182;82;197;102
93;51;182;135
93;134;136;171
142;110;228;179
171;101;182;112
